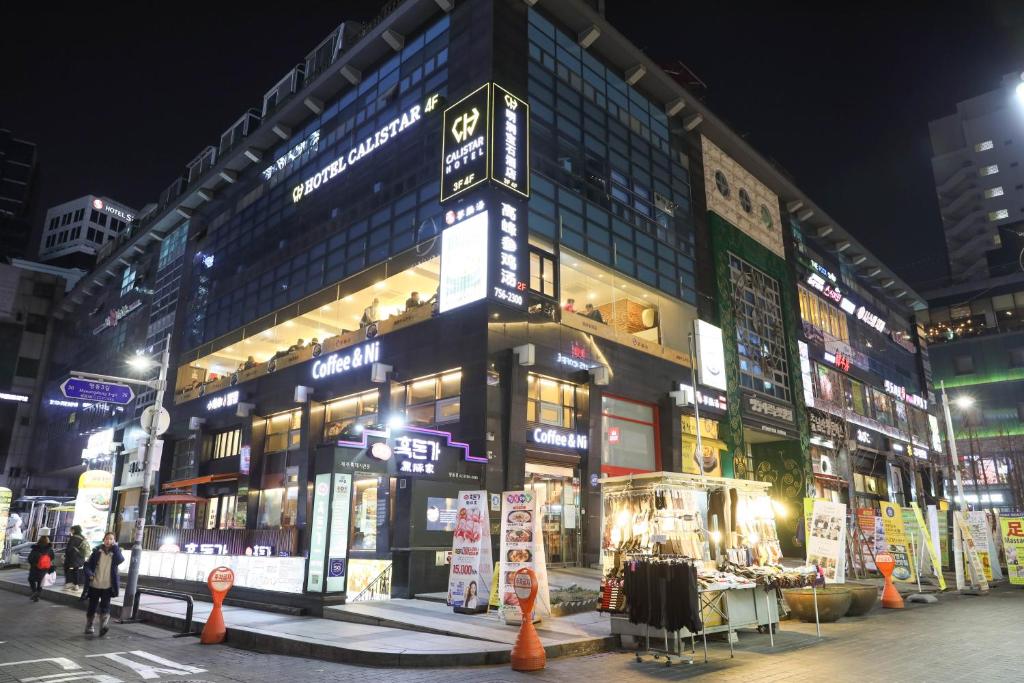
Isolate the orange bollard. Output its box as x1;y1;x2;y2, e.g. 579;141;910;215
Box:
510;568;546;672
201;566;235;644
875;553;904;609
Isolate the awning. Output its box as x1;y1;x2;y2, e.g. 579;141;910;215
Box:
148;494;208;505
161;473;238;490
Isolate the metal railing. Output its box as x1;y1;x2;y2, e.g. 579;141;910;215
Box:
127;588;199;637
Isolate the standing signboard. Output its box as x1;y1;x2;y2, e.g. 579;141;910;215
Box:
966;511;995;582
878;501;916;583
854;507;879;571
999;516;1024;585
806;500;847;583
499;491;549;623
325;474;353;592
447;490;493;613
910;503;946;590
0;487;11;552
954;512;990;591
306;474;332;592
72;470;113;545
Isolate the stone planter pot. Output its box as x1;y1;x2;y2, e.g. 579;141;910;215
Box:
843;582;880;616
782;586;852;623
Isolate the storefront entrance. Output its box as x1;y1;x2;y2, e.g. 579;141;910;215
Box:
525;461;580;566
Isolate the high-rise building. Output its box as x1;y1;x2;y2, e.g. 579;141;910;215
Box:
929;72;1024;282
0;129;39;263
39;195;137;269
34;0;941;605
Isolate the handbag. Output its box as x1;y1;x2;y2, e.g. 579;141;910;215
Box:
42;572;57;587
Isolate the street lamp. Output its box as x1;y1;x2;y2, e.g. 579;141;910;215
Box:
953;395;975;411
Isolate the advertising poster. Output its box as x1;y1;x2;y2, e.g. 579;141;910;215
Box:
878;501;916;583
910;503;946;590
966;511;995;582
998;516;1024;585
955;512;990;591
499;490;550;623
71;470;113;545
854;508;879;571
325;473;353;593
928;505;950;570
0;486;11;551
306;474;331;593
806;500;847;583
447;490;493;613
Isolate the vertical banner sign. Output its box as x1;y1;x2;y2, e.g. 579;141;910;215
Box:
955;512;990;591
878;502;916;583
998;516;1024;585
490;84;530;198
440;84;490;202
966;511;995;582
307;474;331;592
447;490;493;613
326;473;353;592
806;500;847;583
499;491;550;623
910;503;946;590
72;470;113;545
927;505;949;570
490;199;527;309
0;487;11;551
854;508;879;571
439;206;489;313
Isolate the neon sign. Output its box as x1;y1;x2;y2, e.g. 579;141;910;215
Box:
528;427;588;450
805;270;887;334
291;94;434;204
263;129;320;181
310;342;380;380
206;390;239;412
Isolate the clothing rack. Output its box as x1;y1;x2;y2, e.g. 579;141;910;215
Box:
624;555;699;667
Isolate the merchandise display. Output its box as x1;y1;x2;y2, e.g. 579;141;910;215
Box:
733;493;784;565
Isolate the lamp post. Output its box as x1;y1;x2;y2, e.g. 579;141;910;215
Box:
939;383;969;511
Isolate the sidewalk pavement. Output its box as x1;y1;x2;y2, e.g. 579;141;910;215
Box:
0;569;610;667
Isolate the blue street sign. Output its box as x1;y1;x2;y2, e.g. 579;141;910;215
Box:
60;378;135;405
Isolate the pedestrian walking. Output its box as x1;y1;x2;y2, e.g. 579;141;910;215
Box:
83;532;124;636
26;536;56;602
63;525;90;594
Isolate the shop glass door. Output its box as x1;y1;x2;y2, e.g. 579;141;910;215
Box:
526;462;580;566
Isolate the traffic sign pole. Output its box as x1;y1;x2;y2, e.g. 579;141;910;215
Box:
121;335;171;623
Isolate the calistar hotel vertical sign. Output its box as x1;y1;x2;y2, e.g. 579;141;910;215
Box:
439;83;530;313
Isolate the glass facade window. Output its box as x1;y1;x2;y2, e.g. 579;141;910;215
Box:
729;254;791;401
204;428;241;460
265;409;302;453
798;286;849;342
205;495;238;530
402;370;460;426
526;373;577;429
814;363;844;408
601;395;658;475
323;389;379;441
350;474;383;552
529;247;557;298
870;389;894;427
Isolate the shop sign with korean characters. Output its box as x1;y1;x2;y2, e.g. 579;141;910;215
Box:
447;490;493;614
499;491;550;623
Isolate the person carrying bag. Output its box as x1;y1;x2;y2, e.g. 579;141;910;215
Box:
26;536;56;601
83;532;125;637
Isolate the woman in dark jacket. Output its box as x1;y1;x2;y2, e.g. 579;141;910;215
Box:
83;531;124;636
26;536;56;601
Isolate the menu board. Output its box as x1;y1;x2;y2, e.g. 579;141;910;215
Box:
879;501;916;583
806;500;846;583
999;516;1024;585
447;490;493;614
498;490;549;623
72;470;113;545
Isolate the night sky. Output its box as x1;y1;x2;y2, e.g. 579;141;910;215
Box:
4;1;1023;291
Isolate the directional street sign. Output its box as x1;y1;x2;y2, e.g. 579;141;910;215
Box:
61;377;135;405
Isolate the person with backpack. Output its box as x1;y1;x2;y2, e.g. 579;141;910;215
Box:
83;531;124;636
63;525;90;593
26;536;56;602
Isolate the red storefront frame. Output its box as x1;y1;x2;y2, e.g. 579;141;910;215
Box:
600;393;662;476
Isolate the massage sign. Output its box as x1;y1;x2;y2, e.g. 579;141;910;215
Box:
447;490;493;614
499;491;550;623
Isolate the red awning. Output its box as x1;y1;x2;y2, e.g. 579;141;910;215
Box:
161;473;238;490
147;494;207;505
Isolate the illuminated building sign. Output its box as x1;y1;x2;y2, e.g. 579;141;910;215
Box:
556;341;597;370
441;84;489;201
49;399;81;408
263;129;320;181
310;342;380;380
805;271;887;333
884;379;907;402
393;435;441;475
528;427;588;450
92;198;134;223
92;300;143;335
0;392;29;403
490;84;529;198
492;201;526;308
675;383;728;412
206;390;239;412
291;93;436;204
824;351;851;372
440;82;531;203
439;205;488;313
336;424;486;479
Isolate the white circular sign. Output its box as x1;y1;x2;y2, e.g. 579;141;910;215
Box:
141;406;170;436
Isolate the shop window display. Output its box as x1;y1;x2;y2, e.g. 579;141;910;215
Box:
601;395;659;475
559;250;689;352
526;373;578;428
323;389;379;441
351;475;382;552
